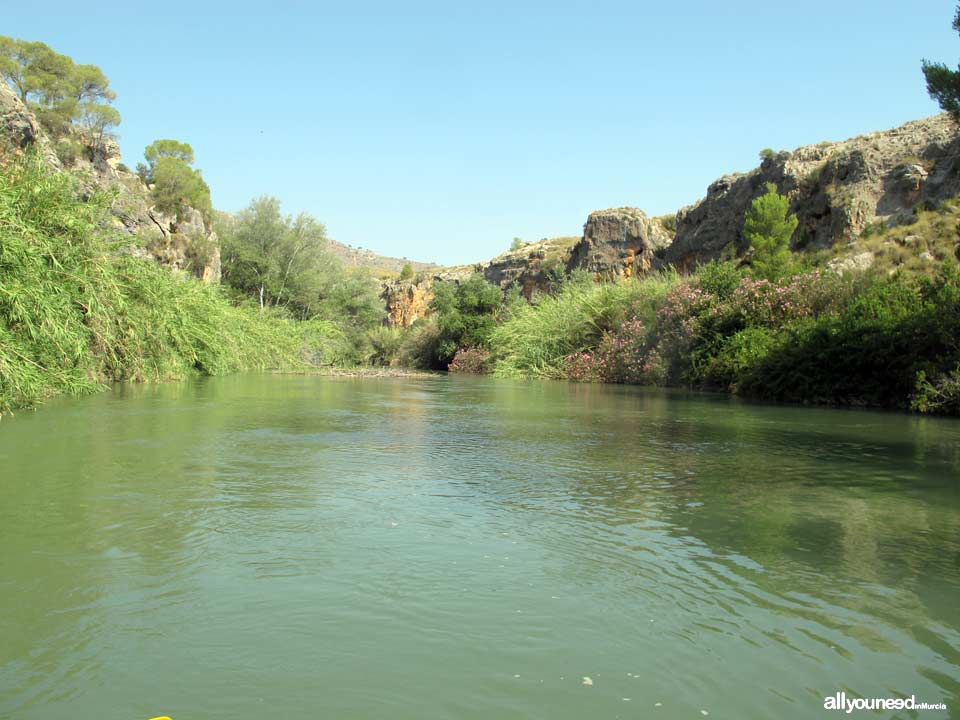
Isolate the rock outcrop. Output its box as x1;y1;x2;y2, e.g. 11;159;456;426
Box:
665;114;960;269
382;278;433;327
0;81;59;167
0;81;220;282
567;207;672;278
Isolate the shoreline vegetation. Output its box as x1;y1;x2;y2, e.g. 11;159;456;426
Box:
1;33;959;417
2;140;959;418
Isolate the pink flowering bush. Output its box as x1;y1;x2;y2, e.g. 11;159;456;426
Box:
448;347;491;374
723;270;850;328
564;318;667;385
564;351;602;382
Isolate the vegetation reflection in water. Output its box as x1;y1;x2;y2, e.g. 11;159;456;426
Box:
0;375;957;720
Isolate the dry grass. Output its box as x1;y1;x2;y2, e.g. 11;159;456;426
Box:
833;200;960;275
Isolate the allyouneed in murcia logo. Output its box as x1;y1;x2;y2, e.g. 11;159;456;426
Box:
824;691;947;714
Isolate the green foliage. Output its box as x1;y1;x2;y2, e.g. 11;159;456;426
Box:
913;366;960;414
697;326;782;391
78;102;120;156
364;325;404;366
759;148;775;161
0;152;340;415
140;140;211;221
318;268;388;357
397;317;442;369
736;269;960;409
430;274;504;366
744;183;798;280
139;139;195;181
399;263;414;281
150;155;212;221
0;35;118;138
219;196;385;358
145;139;194;167
487;256;959;413
53;137;83;167
220;196;332;314
490;275;678;379
693;259;742;300
922;5;960;121
510;237;526;251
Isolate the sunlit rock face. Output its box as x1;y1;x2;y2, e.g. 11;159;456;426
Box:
665;114;960;270
567;207;673;279
0;80;221;283
382;278;434;327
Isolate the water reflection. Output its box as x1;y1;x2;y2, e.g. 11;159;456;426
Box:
0;374;957;719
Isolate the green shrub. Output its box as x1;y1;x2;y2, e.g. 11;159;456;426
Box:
365;325;404;366
490;274;678;379
431;274;503;366
737;268;960;410
697;326;782;391
397;317;443;369
54;138;84;167
448;347;491;374
0;152;340;415
913;366;960;414
693;260;742;300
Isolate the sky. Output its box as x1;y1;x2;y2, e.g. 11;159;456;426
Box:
6;1;959;265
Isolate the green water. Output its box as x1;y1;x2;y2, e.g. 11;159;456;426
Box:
0;375;958;720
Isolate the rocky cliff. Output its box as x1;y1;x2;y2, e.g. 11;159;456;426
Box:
0;80;221;282
382;278;434;326
567;208;673;278
665;114;960;269
379;115;960;326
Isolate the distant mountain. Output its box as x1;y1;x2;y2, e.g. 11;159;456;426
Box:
326;239;438;277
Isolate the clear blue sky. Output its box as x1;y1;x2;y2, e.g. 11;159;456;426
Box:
7;1;959;265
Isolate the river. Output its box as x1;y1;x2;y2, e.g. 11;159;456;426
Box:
1;375;957;719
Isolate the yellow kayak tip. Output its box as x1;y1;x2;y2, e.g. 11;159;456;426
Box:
148;717;172;720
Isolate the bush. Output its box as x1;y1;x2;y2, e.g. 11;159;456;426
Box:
54;138;84;167
913;366;960;414
693;260;742;300
491;274;678;379
397;318;443;369
736;268;960;409
448;347;491;374
365;325;404;366
431;274;503;366
697;326;782;391
0;152;339;415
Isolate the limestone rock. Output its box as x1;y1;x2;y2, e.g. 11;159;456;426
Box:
0;83;221;283
0;80;59;168
568;207;673;278
381;278;434;327
665;114;960;268
827;251;875;274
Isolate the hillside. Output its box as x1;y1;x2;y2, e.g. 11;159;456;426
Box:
381;114;960;331
326;238;437;277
